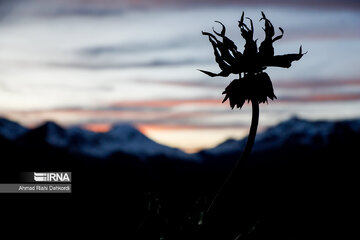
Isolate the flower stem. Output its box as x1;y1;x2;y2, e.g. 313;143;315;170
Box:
236;99;259;171
207;99;259;213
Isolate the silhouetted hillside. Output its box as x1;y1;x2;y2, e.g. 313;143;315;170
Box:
0;116;357;238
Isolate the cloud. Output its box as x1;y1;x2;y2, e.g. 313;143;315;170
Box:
0;97;235;131
47;58;204;70
280;93;360;103
146;76;360;88
80;40;194;56
110;98;222;108
5;0;360;23
275;78;360;89
45;5;125;17
52;0;360;10
4;90;360;131
134;78;223;89
0;0;23;20
134;78;360;96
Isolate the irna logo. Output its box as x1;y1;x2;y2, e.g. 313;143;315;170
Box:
34;172;71;182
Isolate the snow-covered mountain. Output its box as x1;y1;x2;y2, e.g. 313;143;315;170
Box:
67;124;194;160
199;116;360;168
0;118;28;140
202;117;360;154
1;118;197;162
1;116;360;167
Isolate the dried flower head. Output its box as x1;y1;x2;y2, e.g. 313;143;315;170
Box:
200;12;305;108
222;72;276;109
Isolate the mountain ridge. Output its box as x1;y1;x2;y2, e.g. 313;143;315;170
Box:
1;116;360;164
2;118;195;162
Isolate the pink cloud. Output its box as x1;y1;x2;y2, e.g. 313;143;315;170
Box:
279;93;360;102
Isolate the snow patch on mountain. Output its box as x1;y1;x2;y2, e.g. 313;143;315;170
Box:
0;117;28;140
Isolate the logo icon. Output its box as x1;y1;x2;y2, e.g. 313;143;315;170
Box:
33;172;71;182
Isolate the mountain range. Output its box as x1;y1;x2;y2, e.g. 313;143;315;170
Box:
1;116;360;168
1;116;358;238
0;115;359;194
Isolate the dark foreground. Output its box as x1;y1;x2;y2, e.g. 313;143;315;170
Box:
0;117;358;239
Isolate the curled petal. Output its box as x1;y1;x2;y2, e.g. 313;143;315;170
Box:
272;27;284;42
201;31;233;74
246;17;254;33
260;11;266;21
260;12;274;38
198;69;231;77
267;46;305;68
213;21;238;51
213;21;226;36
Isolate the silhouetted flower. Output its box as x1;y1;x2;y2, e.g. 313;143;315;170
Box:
202;13;305;217
200;11;305;108
222;72;276;109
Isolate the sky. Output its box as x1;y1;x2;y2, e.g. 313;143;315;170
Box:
0;0;360;152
